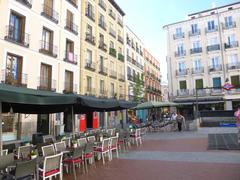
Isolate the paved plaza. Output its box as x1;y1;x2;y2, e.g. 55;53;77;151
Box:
64;128;240;180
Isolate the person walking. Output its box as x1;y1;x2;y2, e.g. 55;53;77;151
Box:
234;105;240;143
176;112;185;132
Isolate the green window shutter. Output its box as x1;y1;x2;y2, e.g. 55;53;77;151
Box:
231;75;240;87
195;79;203;89
179;80;187;89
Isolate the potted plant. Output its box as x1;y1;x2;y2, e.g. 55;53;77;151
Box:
30;150;37;159
72;140;78;148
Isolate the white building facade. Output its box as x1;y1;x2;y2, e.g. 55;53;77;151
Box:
164;2;240;112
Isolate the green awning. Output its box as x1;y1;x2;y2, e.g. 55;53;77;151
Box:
0;84;76;113
133;101;179;110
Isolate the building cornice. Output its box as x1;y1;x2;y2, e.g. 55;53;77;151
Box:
108;0;125;16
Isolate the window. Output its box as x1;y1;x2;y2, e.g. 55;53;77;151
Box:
228;54;238;65
178;61;186;72
231;75;240;88
213;77;221;88
42;27;53;51
9;11;25;43
192;41;200;49
100;80;104;94
127;66;131;75
86;24;92;35
5;53;23;85
176;27;182;36
225;16;233;27
177;43;184;54
86;76;92;91
207;20;215;30
191;24;198;34
86;2;94;17
227;34;236;44
195;79;203;89
179;80;186;89
110;41;114;48
65;70;73;92
99;33;104;43
99;55;104;67
110;83;114;96
211;56;220;67
99;13;104;25
40;63;52;89
66;39;74;61
66;10;73;26
193;59;201;70
86;49;92;64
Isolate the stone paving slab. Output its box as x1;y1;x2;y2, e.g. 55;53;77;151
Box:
119;150;240;164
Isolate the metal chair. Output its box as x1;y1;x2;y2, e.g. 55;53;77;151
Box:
39;153;63;180
42;144;55;157
43;135;56;143
77;138;87;148
130;128;142;146
109;136;119;160
87;136;96;143
62;137;71;147
0;153;14;172
54;141;68;154
84;143;95;172
17;145;32;160
94;138;111;164
1;149;8;156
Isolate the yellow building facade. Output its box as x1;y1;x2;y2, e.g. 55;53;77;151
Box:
79;0;126;100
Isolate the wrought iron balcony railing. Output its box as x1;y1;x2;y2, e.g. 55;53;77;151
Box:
64;51;77;65
207;44;220;51
39;40;58;58
65;19;78;35
16;0;32;8
1;69;28;87
37;77;56;92
41;4;59;23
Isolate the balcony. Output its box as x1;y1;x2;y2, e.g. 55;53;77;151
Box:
64;51;77;65
99;21;106;31
189;29;200;37
99;65;108;75
127;74;133;81
226;62;240;70
176;69;188;76
99;89;108;98
118;73;125;82
117;18;123;27
208;65;222;72
132;58;136;65
85;10;95;22
109;10;116;20
211;88;223;95
192;67;204;74
228;88;240;95
37;77;56;92
224;41;239;49
4;26;30;47
85;87;96;96
177;89;189;96
207;44;220;52
119;93;125;100
140;50;143;56
175;50;186;57
98;41;107;52
66;0;78;8
16;0;32;8
173;33;184;40
118;53;124;62
205;26;218;33
39;40;58;58
85;61;96;71
127;55;132;63
118;35;124;44
98;0;106;11
190;47;202;54
109;28;116;38
109;48;116;57
1;69;27;87
65;20;78;35
85;33;95;45
126;37;131;46
193;89;207;96
63;82;77;94
109;70;117;79
222;22;236;30
41;4;59;23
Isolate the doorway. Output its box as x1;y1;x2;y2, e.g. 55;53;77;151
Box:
37;114;49;135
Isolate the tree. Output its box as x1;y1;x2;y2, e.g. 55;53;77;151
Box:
130;73;144;102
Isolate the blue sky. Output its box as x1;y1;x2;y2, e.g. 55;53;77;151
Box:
115;0;238;82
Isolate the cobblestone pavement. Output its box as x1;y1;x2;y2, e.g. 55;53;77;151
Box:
64;129;240;180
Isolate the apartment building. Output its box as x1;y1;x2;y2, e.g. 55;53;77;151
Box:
144;49;161;101
0;0;80;141
125;25;144;101
164;2;240;111
79;0;126;100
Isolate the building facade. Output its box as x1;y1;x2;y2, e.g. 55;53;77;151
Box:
144;49;161;101
164;2;240;111
161;81;169;102
0;0;81;141
124;25;144;101
79;0;126;100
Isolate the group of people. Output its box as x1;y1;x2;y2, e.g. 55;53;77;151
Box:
170;112;186;132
